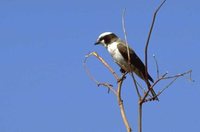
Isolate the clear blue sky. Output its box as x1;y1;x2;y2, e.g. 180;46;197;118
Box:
0;0;199;132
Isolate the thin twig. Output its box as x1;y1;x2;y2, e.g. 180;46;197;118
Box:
83;52;118;95
189;70;194;82
144;0;166;83
144;0;166;100
130;72;141;99
141;72;168;103
122;8;131;66
156;70;193;96
83;53;100;84
144;70;192;102
136;81;148;95
153;54;160;79
98;82;117;95
117;79;132;132
162;70;192;80
84;52;119;80
156;77;178;97
122;8;141;100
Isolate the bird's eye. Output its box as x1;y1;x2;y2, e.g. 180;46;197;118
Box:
99;38;103;42
104;36;110;43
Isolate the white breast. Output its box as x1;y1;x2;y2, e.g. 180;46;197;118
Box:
107;42;128;68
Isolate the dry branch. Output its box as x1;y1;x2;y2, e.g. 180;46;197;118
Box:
84;51;132;132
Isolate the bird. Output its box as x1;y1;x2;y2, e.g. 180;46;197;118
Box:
95;32;158;100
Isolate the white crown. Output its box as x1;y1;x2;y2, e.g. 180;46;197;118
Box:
98;32;113;39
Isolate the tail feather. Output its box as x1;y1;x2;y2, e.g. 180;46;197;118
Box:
146;80;158;101
148;73;154;83
144;72;158;100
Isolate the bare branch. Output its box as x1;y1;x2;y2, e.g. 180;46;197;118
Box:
84;52;119;80
84;51;132;131
144;70;192;102
130;72;141;99
144;0;166;81
122;8;131;66
156;77;178;97
122;8;141;101
117;79;132;132
141;72;168;103
83;53;101;84
144;0;166;97
162;70;192;80
153;54;160;79
138;103;142;132
156;70;193;96
97;82;117;95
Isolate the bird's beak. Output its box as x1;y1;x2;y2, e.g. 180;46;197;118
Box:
94;41;100;45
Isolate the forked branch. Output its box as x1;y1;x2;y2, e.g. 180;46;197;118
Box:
84;51;132;132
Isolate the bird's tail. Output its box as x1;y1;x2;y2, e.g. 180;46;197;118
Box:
146;80;159;101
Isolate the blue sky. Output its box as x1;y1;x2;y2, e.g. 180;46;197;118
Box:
0;0;199;132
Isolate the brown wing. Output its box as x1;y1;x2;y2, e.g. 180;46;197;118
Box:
117;43;154;82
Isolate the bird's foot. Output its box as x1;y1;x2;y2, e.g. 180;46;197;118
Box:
120;68;126;73
117;72;127;82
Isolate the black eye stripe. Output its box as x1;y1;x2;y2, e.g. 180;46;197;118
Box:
104;36;111;43
99;37;104;41
100;33;117;43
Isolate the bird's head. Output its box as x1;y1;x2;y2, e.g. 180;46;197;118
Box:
95;32;119;47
